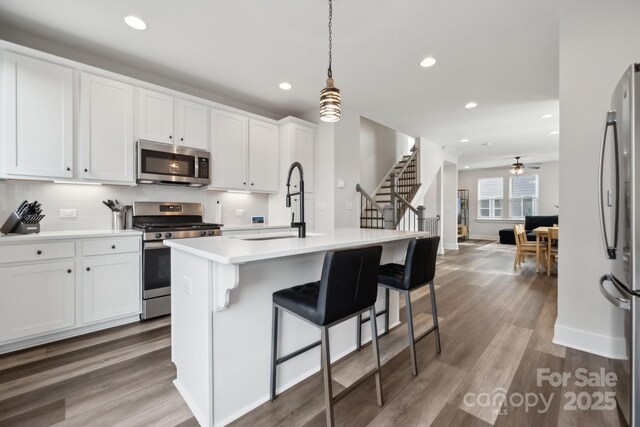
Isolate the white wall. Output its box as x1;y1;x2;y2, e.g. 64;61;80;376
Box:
0;181;270;231
555;0;640;358
457;161;559;240
359;117;414;193
442;163;459;250
333;109;361;228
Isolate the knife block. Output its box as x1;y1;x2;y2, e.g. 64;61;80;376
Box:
1;211;40;234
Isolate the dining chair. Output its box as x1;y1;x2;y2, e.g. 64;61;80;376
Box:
546;227;559;276
513;224;538;269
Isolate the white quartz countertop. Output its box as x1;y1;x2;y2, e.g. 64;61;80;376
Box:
220;224;292;232
165;228;430;264
0;229;142;244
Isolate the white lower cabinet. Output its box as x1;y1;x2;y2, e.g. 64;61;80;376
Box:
0;235;141;350
83;253;140;324
0;261;75;342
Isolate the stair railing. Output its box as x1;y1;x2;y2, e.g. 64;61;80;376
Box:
356;183;385;229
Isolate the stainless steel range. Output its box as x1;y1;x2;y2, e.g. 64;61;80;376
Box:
132;202;221;319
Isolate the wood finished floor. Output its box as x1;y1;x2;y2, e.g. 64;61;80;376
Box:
0;240;626;426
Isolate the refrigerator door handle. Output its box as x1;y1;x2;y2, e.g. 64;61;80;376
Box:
599;274;630;310
598;111;620;259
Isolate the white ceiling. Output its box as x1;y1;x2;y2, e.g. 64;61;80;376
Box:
0;0;560;168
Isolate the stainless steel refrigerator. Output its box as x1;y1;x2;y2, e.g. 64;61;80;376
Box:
599;63;640;426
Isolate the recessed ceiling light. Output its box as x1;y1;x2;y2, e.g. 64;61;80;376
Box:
549;131;559;135
279;82;292;90
124;15;148;31
540;114;553;119
465;102;478;109
420;57;437;68
464;165;470;169
460;138;470;143
481;142;492;146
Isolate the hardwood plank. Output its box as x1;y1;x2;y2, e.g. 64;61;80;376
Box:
449;323;533;424
430;403;492;427
367;360;466;426
0;399;65;427
0;335;170;401
0;347;172;423
556;348;625;427
529;285;566;358
332;312;442;388
493;349;565;427
0;317;170;372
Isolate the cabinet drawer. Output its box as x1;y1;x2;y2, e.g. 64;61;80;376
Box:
0;242;75;264
82;237;140;256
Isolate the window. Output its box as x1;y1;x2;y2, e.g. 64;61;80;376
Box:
510;175;539;218
478;177;504;218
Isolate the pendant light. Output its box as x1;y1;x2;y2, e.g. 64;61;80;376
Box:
320;0;341;122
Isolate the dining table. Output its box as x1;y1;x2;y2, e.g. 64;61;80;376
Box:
533;226;558;273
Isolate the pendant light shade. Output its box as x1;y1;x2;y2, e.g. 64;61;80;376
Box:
320;0;341;122
320;78;341;122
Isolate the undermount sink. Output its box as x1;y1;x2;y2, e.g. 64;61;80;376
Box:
230;232;324;241
239;235;298;241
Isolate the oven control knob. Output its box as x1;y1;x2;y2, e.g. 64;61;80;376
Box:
199;231;207;237
207;230;215;236
155;233;162;239
164;232;172;238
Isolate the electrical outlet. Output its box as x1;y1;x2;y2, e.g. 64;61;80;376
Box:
337;179;345;188
235;209;246;216
60;208;77;218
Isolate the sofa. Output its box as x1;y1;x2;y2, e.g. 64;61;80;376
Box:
499;215;559;245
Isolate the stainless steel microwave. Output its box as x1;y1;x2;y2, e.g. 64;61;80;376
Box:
137;140;210;187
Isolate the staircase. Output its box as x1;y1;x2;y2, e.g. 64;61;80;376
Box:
358;147;421;229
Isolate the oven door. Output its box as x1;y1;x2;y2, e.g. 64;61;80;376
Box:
142;241;171;298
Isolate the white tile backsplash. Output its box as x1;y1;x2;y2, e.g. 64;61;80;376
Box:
0;181;271;231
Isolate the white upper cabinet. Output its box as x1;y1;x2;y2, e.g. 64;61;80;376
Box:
80;73;134;183
291;124;314;193
248;120;279;192
176;99;209;151
210;109;249;190
137;88;175;144
209;110;279;193
137;88;209;150
3;52;74;179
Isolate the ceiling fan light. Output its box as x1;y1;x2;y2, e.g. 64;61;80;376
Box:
320;78;341;122
517;168;524;175
510;168;516;175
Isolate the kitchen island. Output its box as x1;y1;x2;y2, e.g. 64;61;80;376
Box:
165;228;430;427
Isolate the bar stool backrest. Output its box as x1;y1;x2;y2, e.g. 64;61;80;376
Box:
402;236;440;290
317;245;383;325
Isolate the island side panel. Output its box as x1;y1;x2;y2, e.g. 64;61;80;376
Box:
211;240;406;426
171;249;214;426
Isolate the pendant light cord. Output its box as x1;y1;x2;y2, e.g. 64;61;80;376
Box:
328;0;333;78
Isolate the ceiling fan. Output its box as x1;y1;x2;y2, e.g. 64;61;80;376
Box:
509;156;541;175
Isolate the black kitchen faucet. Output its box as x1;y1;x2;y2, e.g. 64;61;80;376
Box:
286;162;306;238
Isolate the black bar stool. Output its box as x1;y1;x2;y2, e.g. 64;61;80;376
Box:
270;245;383;426
356;236;441;376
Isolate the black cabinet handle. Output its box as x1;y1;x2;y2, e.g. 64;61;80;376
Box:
243;182;246;185
37;250;42;255
111;245;116;249
66;167;71;171
84;168;88;172
169;135;173;139
180;137;184;141
251;183;254;186
86;267;91;271
67;269;72;273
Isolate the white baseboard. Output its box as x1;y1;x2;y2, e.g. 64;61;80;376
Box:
553;323;626;359
444;243;459;250
469;234;498;241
